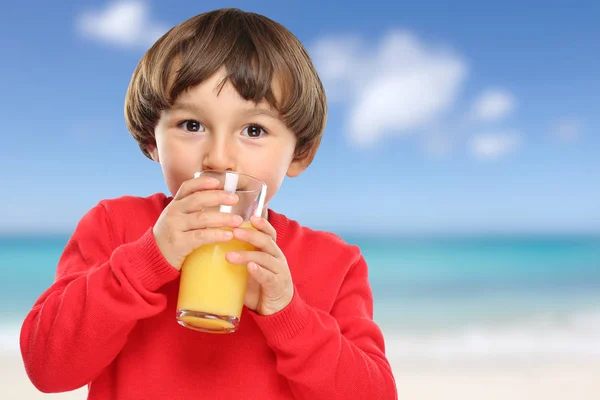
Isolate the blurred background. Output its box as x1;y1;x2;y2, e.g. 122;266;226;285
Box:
1;0;599;398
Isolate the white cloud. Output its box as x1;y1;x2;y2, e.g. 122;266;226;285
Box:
469;89;515;122
553;118;583;141
75;0;167;48
311;31;468;147
469;132;521;160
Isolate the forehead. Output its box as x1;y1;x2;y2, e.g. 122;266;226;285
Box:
165;70;286;126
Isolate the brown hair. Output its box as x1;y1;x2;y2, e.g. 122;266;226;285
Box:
124;8;327;164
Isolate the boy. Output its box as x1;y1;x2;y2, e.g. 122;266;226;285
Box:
20;8;397;400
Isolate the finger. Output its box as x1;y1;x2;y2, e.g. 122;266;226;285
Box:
184;211;243;232
178;190;238;214
247;262;277;287
174;175;220;200
232;226;282;258
250;216;277;242
185;227;233;248
226;251;281;274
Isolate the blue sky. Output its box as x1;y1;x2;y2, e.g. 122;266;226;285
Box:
1;0;599;235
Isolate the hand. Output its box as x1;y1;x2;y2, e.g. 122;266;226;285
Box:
226;216;294;316
153;176;243;270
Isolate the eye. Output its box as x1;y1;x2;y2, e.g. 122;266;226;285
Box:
178;120;205;133
242;124;267;139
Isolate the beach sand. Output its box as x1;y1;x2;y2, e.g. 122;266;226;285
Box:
1;353;86;399
392;361;600;399
3;351;599;399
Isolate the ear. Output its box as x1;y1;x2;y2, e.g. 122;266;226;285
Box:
286;152;312;178
147;142;160;163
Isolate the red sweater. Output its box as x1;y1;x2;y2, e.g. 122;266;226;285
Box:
20;193;397;399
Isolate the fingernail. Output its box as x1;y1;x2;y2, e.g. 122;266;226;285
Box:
233;215;243;225
228;252;239;260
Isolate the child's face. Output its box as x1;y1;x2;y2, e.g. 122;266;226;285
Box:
149;67;306;208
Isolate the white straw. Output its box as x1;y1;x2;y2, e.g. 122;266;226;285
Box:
220;172;238;213
254;183;267;218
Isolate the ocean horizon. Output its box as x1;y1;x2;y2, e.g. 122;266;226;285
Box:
2;233;599;362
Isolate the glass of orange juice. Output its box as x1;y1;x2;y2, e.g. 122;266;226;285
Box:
176;170;267;334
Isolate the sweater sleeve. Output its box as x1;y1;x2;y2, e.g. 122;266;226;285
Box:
251;254;397;400
19;202;180;393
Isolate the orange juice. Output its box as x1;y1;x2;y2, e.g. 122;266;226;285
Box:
176;224;254;333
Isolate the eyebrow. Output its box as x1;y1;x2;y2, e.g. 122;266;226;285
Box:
170;102;281;120
240;108;281;120
169;102;202;114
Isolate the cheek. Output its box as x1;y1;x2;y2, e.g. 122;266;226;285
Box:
161;166;188;196
156;137;200;195
252;151;293;203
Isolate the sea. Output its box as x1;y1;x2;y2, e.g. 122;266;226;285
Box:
2;234;599;362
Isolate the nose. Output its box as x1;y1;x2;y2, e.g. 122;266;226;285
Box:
201;135;236;172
